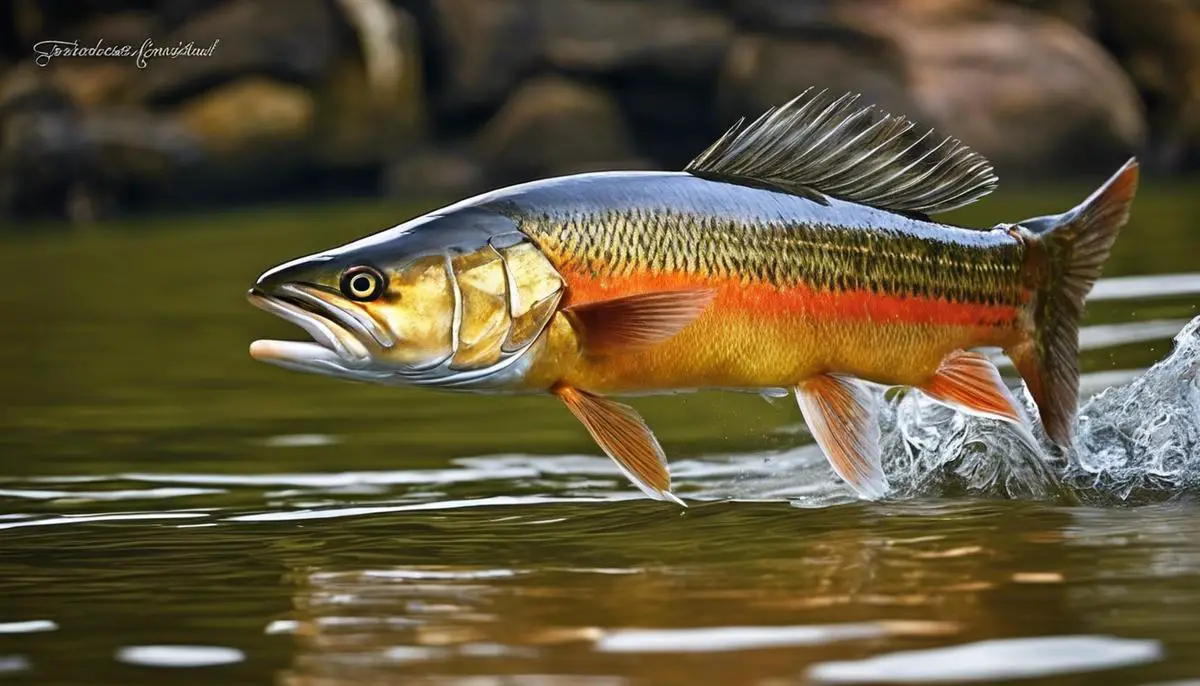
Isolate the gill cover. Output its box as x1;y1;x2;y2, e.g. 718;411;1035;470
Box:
253;208;565;390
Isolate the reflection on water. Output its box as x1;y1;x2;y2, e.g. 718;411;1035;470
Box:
115;645;246;668
253;501;1194;685
806;635;1163;683
1;189;1199;684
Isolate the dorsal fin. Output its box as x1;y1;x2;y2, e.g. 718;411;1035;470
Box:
684;88;999;215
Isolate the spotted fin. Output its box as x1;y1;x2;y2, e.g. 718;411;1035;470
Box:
557;385;685;506
565;289;716;356
795;374;888;500
685;87;997;215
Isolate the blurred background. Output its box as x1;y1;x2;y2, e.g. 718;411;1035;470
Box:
2;0;1198;225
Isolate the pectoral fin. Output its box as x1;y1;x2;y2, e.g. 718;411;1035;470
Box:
556;385;685;506
795;374;889;499
920;350;1027;425
565;289;717;356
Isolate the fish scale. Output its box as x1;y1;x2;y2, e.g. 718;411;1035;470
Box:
520;197;1024;307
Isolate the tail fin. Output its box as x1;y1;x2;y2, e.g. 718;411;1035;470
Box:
1008;158;1140;448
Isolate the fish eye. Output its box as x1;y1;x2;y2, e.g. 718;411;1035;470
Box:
340;266;386;302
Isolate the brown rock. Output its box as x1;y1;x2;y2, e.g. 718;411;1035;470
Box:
13;11;150;110
45;62;136;110
311;3;426;170
0;62;198;222
382;146;487;200
718;28;917;139
1000;0;1095;32
1091;0;1200;171
430;0;541;113
475;75;648;183
727;0;839;31
173;76;315;160
542;0;733;78
430;0;732;115
136;0;341;105
842;0;1147;177
538;1;732;168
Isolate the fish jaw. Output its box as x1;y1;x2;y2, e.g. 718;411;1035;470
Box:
246;288;396;383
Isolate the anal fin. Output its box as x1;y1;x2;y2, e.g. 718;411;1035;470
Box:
565;289;716;356
920;350;1027;425
556;385;685;506
795;374;889;500
921;350;1073;500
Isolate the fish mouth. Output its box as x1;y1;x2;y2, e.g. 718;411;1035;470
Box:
246;284;393;375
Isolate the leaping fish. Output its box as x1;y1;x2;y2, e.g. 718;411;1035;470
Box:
247;88;1139;505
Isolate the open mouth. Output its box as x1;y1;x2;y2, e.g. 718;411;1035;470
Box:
247;284;390;373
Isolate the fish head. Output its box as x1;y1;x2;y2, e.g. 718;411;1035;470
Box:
247;207;563;389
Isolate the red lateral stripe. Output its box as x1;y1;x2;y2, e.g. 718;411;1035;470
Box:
560;268;1019;329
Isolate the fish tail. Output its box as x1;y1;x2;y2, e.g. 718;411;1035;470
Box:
1008;158;1140;447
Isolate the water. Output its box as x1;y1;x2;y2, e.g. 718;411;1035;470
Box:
1;181;1199;685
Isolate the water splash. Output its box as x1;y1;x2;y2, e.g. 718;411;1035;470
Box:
1070;317;1200;500
878;316;1200;503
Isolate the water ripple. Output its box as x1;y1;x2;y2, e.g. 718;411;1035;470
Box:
0;512;210;531
594;622;954;653
0;620;57;634
1089;273;1200;301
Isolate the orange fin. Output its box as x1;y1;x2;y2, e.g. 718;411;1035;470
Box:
556;385;685;506
923;350;1063;491
795;374;888;499
921;350;1027;425
565;289;716;355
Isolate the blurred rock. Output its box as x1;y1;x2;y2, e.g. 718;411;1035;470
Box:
137;0;341;105
430;0;540;114
728;0;838;31
1001;0;1095;32
147;76;319;206
0;85;198;223
382;146;486;200
475;75;648;182
543;0;733;78
312;2;426;170
537;0;733;168
14;11;150;109
0;76;94;222
174;76;314;159
718;28;917;139
1091;0;1200;172
430;0;732;116
611;72;720;168
844;0;1147;177
45;61;137;109
1;0;1193;223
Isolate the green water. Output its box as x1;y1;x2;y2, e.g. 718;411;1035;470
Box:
1;180;1199;685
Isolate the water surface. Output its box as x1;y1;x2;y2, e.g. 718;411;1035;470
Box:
1;181;1199;685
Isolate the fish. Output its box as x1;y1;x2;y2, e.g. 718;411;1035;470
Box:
247;88;1139;506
